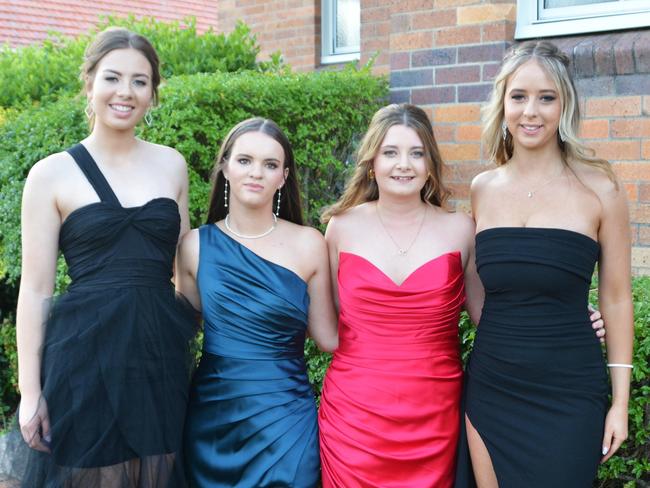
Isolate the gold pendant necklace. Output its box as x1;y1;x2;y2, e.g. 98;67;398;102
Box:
376;204;427;256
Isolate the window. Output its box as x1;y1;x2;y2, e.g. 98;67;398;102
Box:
321;0;360;64
516;0;650;39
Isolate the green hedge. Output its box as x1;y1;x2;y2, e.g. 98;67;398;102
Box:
0;16;279;110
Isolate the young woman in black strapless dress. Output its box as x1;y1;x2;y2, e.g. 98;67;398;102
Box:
459;41;634;488
15;28;195;486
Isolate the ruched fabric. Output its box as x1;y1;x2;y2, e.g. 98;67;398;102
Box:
183;224;319;488
319;251;465;488
457;227;608;488
16;144;196;487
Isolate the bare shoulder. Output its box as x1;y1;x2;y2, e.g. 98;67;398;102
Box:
283;221;326;251
179;227;200;254
329;202;373;230
570;160;620;202
26;150;76;188
442;208;475;235
471;166;501;192
140;140;187;173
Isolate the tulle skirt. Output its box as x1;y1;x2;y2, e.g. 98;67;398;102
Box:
1;285;196;487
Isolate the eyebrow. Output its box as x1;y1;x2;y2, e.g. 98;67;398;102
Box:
509;87;557;93
235;153;281;163
102;69;150;78
380;144;424;150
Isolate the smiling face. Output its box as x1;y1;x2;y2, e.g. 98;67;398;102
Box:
223;131;288;210
372;124;429;199
86;48;154;131
503;59;562;153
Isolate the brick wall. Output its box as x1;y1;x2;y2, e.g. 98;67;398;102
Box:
379;1;650;275
217;0;320;72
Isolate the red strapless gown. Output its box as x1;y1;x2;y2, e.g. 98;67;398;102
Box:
319;251;465;488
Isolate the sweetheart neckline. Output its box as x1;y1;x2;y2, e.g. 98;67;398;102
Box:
339;251;461;288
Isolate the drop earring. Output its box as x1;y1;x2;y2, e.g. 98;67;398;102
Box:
144;109;153;126
224;179;229;208
501;121;508;141
85;103;94;119
275;188;282;217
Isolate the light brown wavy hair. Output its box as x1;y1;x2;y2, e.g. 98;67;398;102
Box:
482;40;616;184
321;103;449;223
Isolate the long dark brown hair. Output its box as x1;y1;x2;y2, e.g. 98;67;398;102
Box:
321;103;449;223
206;118;304;225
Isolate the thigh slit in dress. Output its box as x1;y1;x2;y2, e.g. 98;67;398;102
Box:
462;227;608;488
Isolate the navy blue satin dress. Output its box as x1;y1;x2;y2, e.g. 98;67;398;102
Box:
184;224;320;487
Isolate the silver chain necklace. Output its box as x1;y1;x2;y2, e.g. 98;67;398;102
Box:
224;213;277;239
376;203;427;256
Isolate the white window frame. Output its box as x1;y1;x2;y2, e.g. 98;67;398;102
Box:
516;0;650;39
321;0;360;65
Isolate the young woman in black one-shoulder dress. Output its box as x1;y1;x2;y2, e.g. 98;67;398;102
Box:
457;41;634;488
15;28;195;487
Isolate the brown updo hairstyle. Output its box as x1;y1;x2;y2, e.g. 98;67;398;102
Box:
321;103;449;223
206;118;304;225
81;27;161;126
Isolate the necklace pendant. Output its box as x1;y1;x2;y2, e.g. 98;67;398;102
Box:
398;249;407;256
527;191;533;198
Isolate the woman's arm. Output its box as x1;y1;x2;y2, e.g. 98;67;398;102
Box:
597;180;634;462
175;228;202;312
17;158;62;452
324;217;341;313
305;228;338;353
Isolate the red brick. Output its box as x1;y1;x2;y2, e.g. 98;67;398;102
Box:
411;9;457;30
456;124;482;141
629;203;650;223
624;182;639;201
439;143;481;161
391;31;433;51
612;161;650;180
579;119;609;139
362;5;390;22
433;125;455;142
446;181;471;200
610;119;650;138
482;21;516;43
586;97;642;117
644;140;650;160
589;141;640;161
434;25;481;46
457;4;516;25
446;161;489;181
436;65;480;84
639;225;650;245
643;96;650;116
640;183;650;202
433;104;481;123
390;52;410;70
434;0;477;7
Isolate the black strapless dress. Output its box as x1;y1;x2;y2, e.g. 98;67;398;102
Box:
459;227;608;488
19;144;196;487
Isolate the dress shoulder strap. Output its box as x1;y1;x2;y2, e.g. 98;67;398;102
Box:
66;143;121;206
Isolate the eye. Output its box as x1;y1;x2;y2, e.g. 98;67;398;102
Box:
382;149;397;157
411;150;424;158
104;76;118;82
510;94;525;101
541;95;556;102
237;157;251;165
133;79;148;87
265;161;279;169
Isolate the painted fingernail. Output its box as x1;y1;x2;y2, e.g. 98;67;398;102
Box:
602;446;609;455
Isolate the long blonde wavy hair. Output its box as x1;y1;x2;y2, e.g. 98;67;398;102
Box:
482;40;616;183
321;103;450;223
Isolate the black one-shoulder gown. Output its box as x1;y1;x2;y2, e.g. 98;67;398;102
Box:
19;144;195;487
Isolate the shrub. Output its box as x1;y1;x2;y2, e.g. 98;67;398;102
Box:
0;16;278;110
0;66;388;415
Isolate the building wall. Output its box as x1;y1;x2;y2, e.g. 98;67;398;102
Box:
221;0;650;274
217;0;321;72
